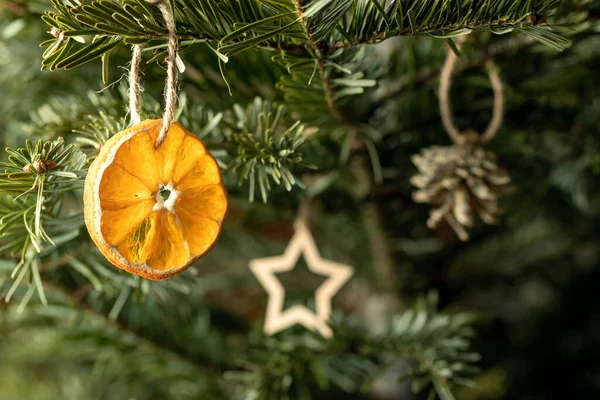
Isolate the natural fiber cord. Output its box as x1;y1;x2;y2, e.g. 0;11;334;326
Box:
128;44;144;125
127;0;179;148
439;35;504;145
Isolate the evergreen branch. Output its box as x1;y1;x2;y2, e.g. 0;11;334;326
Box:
274;45;378;129
40;0;567;71
173;96;315;202
370;35;536;112
31;282;226;398
293;0;348;124
25;89;128;141
73;112;129;161
0;139;86;255
279;2;382;195
379;292;480;400
41;0;302;69
21;85;313;202
0;138;89;305
226;291;480;400
333;0;567;49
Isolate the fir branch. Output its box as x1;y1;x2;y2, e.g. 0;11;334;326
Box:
0;139;86;253
332;0;567;49
293;0;348;124
33;282;226;398
378;292;480;400
5;89;313;206
226;292;480;400
40;0;568;71
226;98;313;203
0;138;88;305
274;45;378;130
25;89;128;141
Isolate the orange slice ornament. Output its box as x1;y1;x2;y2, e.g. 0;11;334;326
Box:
84;119;227;280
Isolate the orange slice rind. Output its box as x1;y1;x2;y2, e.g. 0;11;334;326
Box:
84;119;227;280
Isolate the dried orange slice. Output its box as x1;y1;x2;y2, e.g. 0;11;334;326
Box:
84;119;227;280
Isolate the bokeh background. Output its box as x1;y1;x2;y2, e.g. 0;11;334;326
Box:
1;1;599;399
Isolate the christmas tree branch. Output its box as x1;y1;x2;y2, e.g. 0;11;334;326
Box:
0;139;86;258
293;0;348;125
0;97;313;307
40;0;568;71
42;280;219;371
330;1;564;50
29;281;228;397
368;4;600;118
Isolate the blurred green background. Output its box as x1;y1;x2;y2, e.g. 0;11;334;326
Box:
1;1;600;399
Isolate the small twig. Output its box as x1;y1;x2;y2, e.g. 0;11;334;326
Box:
292;0;349;125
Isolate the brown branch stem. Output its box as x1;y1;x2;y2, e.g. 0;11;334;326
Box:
292;0;348;125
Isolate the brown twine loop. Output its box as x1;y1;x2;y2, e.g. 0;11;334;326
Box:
128;44;144;125
439;35;504;145
128;0;179;148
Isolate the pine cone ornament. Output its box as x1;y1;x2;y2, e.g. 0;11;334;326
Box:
410;143;512;241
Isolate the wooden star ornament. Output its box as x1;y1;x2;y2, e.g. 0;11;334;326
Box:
249;220;354;338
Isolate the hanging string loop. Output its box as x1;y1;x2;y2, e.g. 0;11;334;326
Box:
439;35;504;145
128;44;144;125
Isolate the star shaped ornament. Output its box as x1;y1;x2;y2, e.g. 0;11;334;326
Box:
249;220;354;338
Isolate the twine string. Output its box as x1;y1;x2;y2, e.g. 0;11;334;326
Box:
295;195;312;231
128;0;179;148
439;35;504;145
150;0;178;148
481;62;504;143
128;44;144;125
